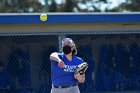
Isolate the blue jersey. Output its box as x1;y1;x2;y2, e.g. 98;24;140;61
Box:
51;52;83;86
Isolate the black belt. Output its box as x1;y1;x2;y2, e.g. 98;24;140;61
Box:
52;84;77;88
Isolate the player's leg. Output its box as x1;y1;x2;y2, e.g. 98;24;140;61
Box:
51;87;67;93
69;86;80;93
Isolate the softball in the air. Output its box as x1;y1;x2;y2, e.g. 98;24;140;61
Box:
40;13;48;21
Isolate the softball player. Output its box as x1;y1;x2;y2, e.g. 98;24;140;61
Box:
50;38;85;93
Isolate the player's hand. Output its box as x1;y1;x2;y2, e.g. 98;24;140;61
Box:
58;60;65;68
76;74;85;83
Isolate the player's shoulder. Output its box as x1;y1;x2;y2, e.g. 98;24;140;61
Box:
50;52;62;55
55;52;62;55
74;56;83;62
50;52;63;58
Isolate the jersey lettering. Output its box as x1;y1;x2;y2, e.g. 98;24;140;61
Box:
63;65;77;72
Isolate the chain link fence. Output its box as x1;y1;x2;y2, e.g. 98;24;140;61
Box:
0;33;140;93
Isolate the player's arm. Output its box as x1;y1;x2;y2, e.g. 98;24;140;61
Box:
50;52;62;62
76;74;85;83
50;52;64;68
74;61;88;83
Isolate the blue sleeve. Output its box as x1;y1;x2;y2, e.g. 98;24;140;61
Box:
78;56;84;63
51;60;58;65
56;52;64;61
75;56;84;65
